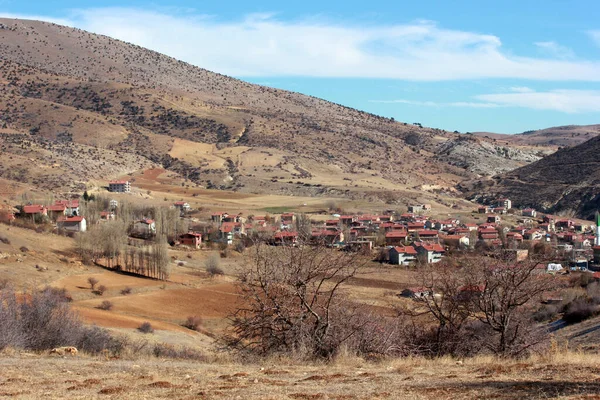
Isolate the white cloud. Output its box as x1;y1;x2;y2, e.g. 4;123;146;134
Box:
3;8;600;81
509;86;534;93
534;41;575;59
588;30;600;47
476;90;600;113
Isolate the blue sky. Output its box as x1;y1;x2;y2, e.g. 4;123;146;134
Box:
2;0;600;133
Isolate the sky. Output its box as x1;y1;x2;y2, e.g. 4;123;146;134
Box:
1;1;600;133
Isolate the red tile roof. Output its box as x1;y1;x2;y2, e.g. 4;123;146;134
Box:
393;246;417;255
23;205;46;214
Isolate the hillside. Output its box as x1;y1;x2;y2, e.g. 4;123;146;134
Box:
474;124;600;148
0;18;559;205
461;134;600;219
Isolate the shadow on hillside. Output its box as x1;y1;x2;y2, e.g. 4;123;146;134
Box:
434;380;600;398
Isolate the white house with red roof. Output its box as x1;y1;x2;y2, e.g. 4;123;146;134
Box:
173;201;191;213
389;246;418;266
414;242;445;264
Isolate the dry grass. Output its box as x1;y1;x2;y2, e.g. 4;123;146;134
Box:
1;349;600;399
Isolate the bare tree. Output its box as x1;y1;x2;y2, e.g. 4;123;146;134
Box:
463;255;556;355
228;240;370;358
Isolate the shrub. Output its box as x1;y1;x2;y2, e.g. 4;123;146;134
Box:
0;235;10;244
563;298;598;324
138;322;154;334
234;241;245;253
152;343;205;360
95;285;107;296
88;277;99;290
533;304;559;322
205;254;224;276
97;301;113;311
120;287;132;296
19;246;29;253
0;285;124;355
183;316;202;331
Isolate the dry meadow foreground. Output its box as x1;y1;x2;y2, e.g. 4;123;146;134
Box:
1;351;600;399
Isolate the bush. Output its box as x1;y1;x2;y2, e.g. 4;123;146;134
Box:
97;301;113;311
19;246;29;253
88;277;99;290
533;304;559;322
120;287;132;296
563;298;598;324
183;316;202;331
95;285;107;296
0;285;124;355
138;322;154;334
0;235;10;244
205;254;224;276
234;241;245;253
152;343;205;360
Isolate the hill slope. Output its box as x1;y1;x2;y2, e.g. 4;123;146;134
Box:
0;18;560;203
461;134;600;219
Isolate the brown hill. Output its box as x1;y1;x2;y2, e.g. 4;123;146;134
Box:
0;18;559;203
473;125;600;148
461;134;600;219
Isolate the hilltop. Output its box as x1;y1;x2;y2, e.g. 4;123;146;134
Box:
473;124;600;148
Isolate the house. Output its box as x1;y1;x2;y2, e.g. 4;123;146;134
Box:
345;240;373;252
99;211;115;221
325;219;340;227
212;212;228;224
47;204;67;220
179;232;202;249
414;242;445;264
109;199;118;210
385;231;408;246
400;287;432;299
487;214;501;224
379;215;394;223
108;180;131;193
556;219;574;230
54;200;80;216
311;230;344;245
408;204;431;213
57;216;87;233
173;201;191;213
442;235;470;249
506;232;524;244
131;219;156;238
389;246;418;266
478;206;491;214
522;208;537;218
23;204;47;216
496;198;512;210
281;213;296;226
273;231;299;246
415;230;440;243
523;229;543;241
340;215;357;225
478;227;499;241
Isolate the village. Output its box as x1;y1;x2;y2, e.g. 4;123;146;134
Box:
1;180;599;277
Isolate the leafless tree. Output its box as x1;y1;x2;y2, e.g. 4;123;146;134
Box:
228;240;371;359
